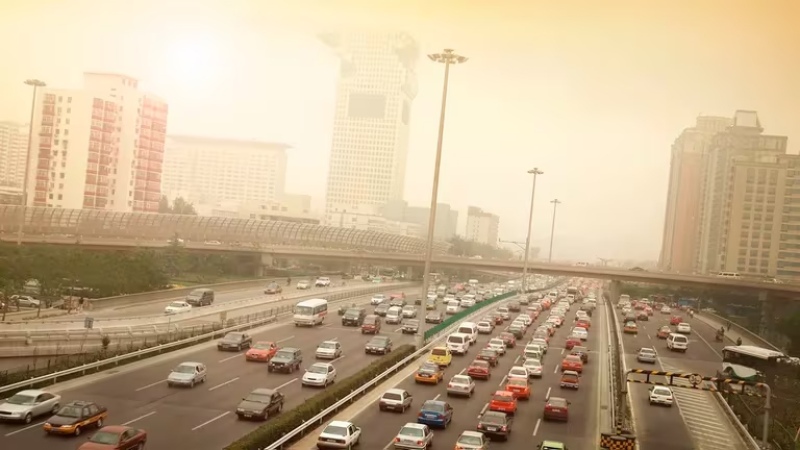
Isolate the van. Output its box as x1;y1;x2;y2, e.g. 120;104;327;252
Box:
446;300;460;315
342;307;367;326
457;322;478;344
666;333;689;352
446;333;470;355
385;306;403;324
185;288;214;307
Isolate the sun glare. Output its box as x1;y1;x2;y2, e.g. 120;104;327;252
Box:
163;34;221;88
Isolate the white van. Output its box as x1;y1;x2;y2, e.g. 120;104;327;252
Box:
446;300;460;315
446;333;470;355
457;322;478;344
461;294;476;308
548;290;558;299
666;333;689;352
385;306;403;324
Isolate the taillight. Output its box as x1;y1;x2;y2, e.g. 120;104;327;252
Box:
395;437;400;442
477;424;483;429
417;441;423;445
501;425;507;431
448;383;453;388
418;412;424;418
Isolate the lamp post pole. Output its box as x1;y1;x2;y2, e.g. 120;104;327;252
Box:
416;49;468;349
548;199;562;263
18;79;46;245
521;168;543;293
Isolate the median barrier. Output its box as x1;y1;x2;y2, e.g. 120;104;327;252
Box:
698;310;783;352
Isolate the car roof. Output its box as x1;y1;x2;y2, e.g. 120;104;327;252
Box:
178;361;203;366
99;425;130;433
400;423;427;430
562;370;580;376
384;388;406;395
328;420;353;427
250;388;276;395
461;430;484;438
15;389;49;396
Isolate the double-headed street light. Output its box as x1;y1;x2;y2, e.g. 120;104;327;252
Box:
548;199;562;263
521;168;543;293
18;79;47;245
416;49;468;349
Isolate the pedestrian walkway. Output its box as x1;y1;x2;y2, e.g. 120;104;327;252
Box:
694;312;764;348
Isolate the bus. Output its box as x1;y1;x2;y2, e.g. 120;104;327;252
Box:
719;345;787;384
566;286;578;296
293;298;328;326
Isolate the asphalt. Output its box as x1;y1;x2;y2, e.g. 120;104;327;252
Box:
343;298;606;450
0;286;423;450
620;306;750;450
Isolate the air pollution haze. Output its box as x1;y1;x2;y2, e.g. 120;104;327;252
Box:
1;0;798;262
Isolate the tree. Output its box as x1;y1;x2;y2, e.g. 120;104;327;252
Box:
776;312;800;355
158;196;171;213
158;196;197;215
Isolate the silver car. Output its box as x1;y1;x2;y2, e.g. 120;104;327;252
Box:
0;389;61;423
394;423;433;449
446;374;475;397
637;347;658;364
302;363;337;387
167;361;207;387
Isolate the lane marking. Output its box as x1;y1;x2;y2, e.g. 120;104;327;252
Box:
122;411;157;426
532;418;542;436
477;402;488;418
513;355;521;364
277;335;295;344
273;377;298;390
545;387;552;400
459;368;465;375
394;327;404;333
553;365;559;374
433;393;440;401
330;355;346;364
499;375;508;387
330;337;338;341
135;379;166;392
208;377;240;391
561;348;565;355
219;353;243;363
383;439;396;450
4;421;45;437
192;411;230;431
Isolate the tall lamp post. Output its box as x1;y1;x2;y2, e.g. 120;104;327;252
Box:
416;49;468;349
548;199;562;263
18;79;46;245
521;168;543;293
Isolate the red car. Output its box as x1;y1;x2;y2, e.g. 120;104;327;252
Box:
245;341;279;362
499;332;517;348
670;316;683;326
79;425;147;450
575;319;591;330
361;315;381;334
467;360;492;380
543;397;570;421
505;377;531;400
493;314;504;325
489;390;518;414
565;336;581;350
561;355;584;373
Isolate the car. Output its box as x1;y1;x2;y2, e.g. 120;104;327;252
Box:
489;390;518;415
296;279;312;289
499;332;517;348
375;303;391;316
235;388;285;420
454;430;489;450
506;324;524;339
414;361;445;384
371;294;387;305
379;389;414;412
402;319;420;334
316;420;361;449
561;355;583;373
505;377;531;399
264;282;282;294
245;341;279;362
493;314;504;325
543;397;570;421
637;311;649;321
361;314;382;334
217;332;252;351
366;336;393;354
487;338;507;355
523;358;543;377
497;307;511;320
477;320;494;334
43;400;108;435
167;362;207;387
467;360;492;380
393;423;434;449
637;347;658;364
538;440;569;450
425;311;443;323
315;277;331;287
508;300;521;312
417;400;453;428
657;325;672;339
565;335;581;350
477;348;499;366
670;315;683;326
533;331;550;344
315;340;343;360
623;321;638;334
570;346;589;363
268;348;303;373
661;306;671;314
428;346;452;367
676;322;692;334
164;300;192;315
302;362;337;387
507;365;529;379
649;386;674;406
342;307;367;326
391;297;407;307
446;374;476;397
0;389;61;424
425;299;437;310
477;410;513;440
572;327;588;340
402;305;417;318
560;370;580;389
78;425;147;450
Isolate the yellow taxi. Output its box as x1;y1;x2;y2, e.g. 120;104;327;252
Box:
414;361;445;384
427;346;452;367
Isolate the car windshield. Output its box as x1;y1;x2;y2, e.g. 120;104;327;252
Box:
640;349;655;355
4;394;36;405
549;398;568;408
56;406;83;418
526;360;542;368
399;426;423;437
653;387;672;396
478;322;490;327
168;302;186;308
492;392;514;402
369;337;388;346
274;350;294;359
479;350;495;357
507;378;526;387
382;392;402;401
451;376;470;385
422;401;445;413
481;412;505;424
89;431;121;444
419;363;438;372
471;360;489;369
562;374;579;382
253;342;273;350
319;342;336;349
431;348;447;356
323;425;347;436
489;339;503;346
295;305;314;315
308;365;328;374
245;393;271;403
223;333;242;341
406;320;419;326
174;365;195;374
625;322;636;327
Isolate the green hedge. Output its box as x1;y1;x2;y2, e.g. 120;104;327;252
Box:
225;344;417;450
424;291;516;341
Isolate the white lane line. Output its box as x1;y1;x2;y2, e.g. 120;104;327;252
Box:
277;335;295;344
208;377;240;391
561;348;565;355
121;411;157;426
135;379;165;392
273;377;298;390
433;394;441;401
513;355;521;364
553;365;559;374
4;421;45;437
459;368;465;375
498;375;508;387
394;327;404;333
545;387;552;400
330;355;346;364
477;402;488;418
191;411;230;431
532;418;542;436
383;439;396;450
330;337;338;341
219;352;243;363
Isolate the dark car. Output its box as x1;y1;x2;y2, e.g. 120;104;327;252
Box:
43;401;108;436
401;319;420;334
477;410;513;440
425;311;443;324
506;325;524;339
499;332;517;348
571;346;589;363
365;336;393;355
342;307;366;326
79;425;147;450
236;388;285;420
341;273;354;280
508;301;521;312
389;297;406;307
361;314;382;334
217;332;252;351
264;282;282;295
268;348;303;373
375;303;391;317
637;311;649;321
477;348;499;367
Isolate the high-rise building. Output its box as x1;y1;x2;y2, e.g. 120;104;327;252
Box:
0;121;28;189
382;199;458;240
320;31;419;224
465;206;500;246
659;115;732;273
25;73;168;212
162;135;288;206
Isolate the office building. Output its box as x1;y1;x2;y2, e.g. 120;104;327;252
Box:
162;135;288;206
320;31;419;223
382;199;458;240
0;121;28;189
194;194;319;225
465;206;500;246
327;203;423;237
25;73;168;212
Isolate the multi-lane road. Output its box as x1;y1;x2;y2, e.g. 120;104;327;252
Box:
0;286;424;450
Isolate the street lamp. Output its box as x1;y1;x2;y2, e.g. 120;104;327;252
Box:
416;49;468;349
18;79;46;245
521;168;543;293
548;199;562;263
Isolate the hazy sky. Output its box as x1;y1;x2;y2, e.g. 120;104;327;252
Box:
2;0;799;262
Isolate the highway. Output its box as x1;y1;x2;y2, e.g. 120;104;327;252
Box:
619;305;750;450
0;287;422;450
343;295;607;449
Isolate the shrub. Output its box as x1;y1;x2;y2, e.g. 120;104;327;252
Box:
225;344;417;450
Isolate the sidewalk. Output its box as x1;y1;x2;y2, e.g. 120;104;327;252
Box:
694;312;762;348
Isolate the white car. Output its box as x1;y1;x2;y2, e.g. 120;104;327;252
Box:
0;389;61;424
315;277;331;287
302;362;337;387
507;366;529;380
317;421;361;448
487;339;506;355
649;386;674;406
371;294;386;305
572;327;589;340
296;280;311;290
461;297;476;308
523;358;543;377
402;305;417;318
476;321;494;334
447;374;476;397
204;240;221;245
516;314;532;326
393;423;434;449
530;338;548;353
164;301;192;315
676;323;692;334
661;306;671;314
316;340;343;359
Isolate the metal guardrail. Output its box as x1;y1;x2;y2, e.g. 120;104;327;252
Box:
699;310;782;352
606;288;636;441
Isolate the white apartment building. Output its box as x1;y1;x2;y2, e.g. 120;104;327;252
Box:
162;135;288;206
26;73;168;212
194;194;319;224
465;206;500;246
327;203;423;237
0;121;28;189
321;31;419;224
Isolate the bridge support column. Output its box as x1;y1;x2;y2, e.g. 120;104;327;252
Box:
258;254;275;277
608;280;622;304
405;266;415;280
758;290;771;338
